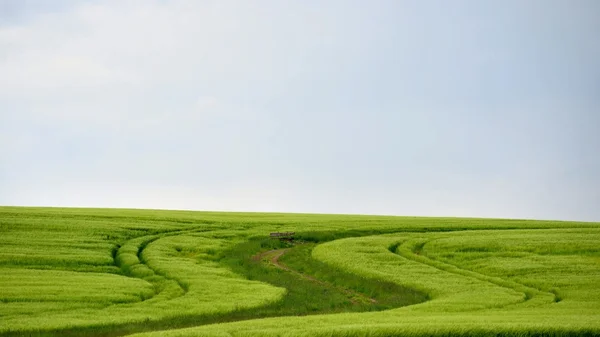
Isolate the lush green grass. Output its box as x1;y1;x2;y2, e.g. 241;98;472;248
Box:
219;238;427;314
1;206;599;336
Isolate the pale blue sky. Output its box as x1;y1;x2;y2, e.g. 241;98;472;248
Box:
1;0;599;221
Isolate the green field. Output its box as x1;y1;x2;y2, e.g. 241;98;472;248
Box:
1;206;599;336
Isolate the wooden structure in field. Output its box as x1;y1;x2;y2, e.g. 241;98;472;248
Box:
269;232;295;242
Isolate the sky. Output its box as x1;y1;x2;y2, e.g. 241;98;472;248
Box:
1;0;599;221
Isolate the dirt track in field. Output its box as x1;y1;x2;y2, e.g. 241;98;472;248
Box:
253;248;377;304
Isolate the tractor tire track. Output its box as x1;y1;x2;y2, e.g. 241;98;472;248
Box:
392;238;557;308
114;227;209;302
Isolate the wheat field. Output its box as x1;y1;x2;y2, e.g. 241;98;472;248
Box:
1;206;599;336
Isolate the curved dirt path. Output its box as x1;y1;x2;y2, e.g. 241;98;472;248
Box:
253;248;377;305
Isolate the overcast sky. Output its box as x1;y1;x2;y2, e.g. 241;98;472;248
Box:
1;0;599;221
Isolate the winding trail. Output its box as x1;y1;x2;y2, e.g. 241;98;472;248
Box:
253;247;377;305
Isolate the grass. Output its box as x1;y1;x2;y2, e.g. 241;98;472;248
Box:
0;206;599;336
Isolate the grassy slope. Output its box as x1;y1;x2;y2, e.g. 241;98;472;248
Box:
1;206;599;336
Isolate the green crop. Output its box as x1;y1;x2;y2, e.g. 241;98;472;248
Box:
0;206;599;337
